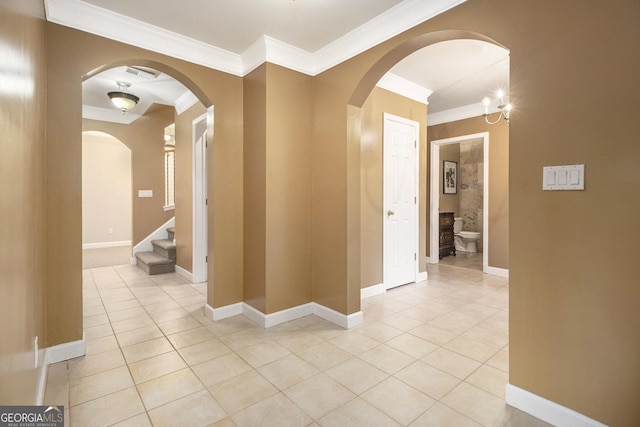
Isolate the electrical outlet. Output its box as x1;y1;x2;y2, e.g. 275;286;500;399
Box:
34;336;38;368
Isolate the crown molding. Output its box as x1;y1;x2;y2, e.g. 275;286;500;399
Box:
376;73;432;105
45;0;467;77
45;0;243;76
312;0;467;75
428;101;492;126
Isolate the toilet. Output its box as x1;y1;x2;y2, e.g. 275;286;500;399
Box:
454;217;481;253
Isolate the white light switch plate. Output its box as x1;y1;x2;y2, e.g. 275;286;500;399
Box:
138;190;153;198
543;165;584;190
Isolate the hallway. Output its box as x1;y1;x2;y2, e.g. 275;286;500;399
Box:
44;262;548;426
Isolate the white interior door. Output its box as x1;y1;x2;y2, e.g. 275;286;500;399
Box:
383;113;419;290
192;112;208;283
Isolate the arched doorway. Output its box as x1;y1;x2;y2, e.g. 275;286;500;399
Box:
348;30;510;300
82;60;214;284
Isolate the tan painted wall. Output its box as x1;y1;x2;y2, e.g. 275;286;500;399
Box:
429;116;509;269
83;107;175;246
265;64;313;313
46;23;244;347
359;87;427;289
243;64;313;314
313;1;639;424
5;2;640;423
175;103;207;273
0;8;48;404
243;64;267;312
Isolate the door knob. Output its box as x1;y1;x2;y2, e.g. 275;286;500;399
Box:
387;210;395;216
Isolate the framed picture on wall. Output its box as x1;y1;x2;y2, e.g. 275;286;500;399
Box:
443;160;457;194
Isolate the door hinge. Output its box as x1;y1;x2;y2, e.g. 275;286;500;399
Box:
414;253;417;260
205;198;208;206
414;196;417;204
206;256;208;263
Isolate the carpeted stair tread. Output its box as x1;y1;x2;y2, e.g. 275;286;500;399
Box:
166;227;175;234
136;251;174;265
151;239;176;250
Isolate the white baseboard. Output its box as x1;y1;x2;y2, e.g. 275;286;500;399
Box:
205;302;243;322
175;265;193;282
485;266;509;278
361;283;385;299
82;240;131;250
417;271;428;282
313;303;363;329
205;301;363;330
45;335;86;365
506;384;608;427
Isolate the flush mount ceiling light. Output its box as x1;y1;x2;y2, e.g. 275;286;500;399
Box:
482;89;512;125
108;81;139;113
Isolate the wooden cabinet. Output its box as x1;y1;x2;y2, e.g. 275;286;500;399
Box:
439;212;456;259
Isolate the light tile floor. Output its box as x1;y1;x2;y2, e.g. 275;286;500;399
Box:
45;261;552;426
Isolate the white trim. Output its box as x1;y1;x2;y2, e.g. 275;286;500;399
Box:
376;73;432;106
383;113;421;290
361;283;386;299
175;90;199;115
132;216;175;256
205;302;243;322
313;0;467;75
175;265;193;282
36;361;47;405
417;271;428;282
45;335;86;365
163;204;175;212
506;384;608;427
205;302;363;330
192;110;210;284
82;240;131;250
429;102;504;126
312;303;363;329
429;133;490;274
428;102;488;126
485;266;509;278
44;0;243;76
44;0;466;77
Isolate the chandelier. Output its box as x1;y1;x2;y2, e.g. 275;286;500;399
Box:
482;89;511;125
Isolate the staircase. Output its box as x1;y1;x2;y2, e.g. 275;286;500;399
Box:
135;227;176;275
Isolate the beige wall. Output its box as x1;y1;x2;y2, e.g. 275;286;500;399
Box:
313;1;639;424
4;2;640;423
359;87;428;289
243;64;313;314
83;106;175;247
243;64;267;312
0;7;47;404
46;23;244;347
428;116;509;269
82;132;132;245
175;103;207;273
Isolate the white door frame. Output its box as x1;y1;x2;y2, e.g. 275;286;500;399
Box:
192;108;212;283
383;113;420;290
429;132;489;272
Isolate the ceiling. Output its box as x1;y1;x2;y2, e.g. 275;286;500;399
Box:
44;0;509;125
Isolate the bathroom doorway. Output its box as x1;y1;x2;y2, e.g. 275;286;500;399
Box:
430;132;489;273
